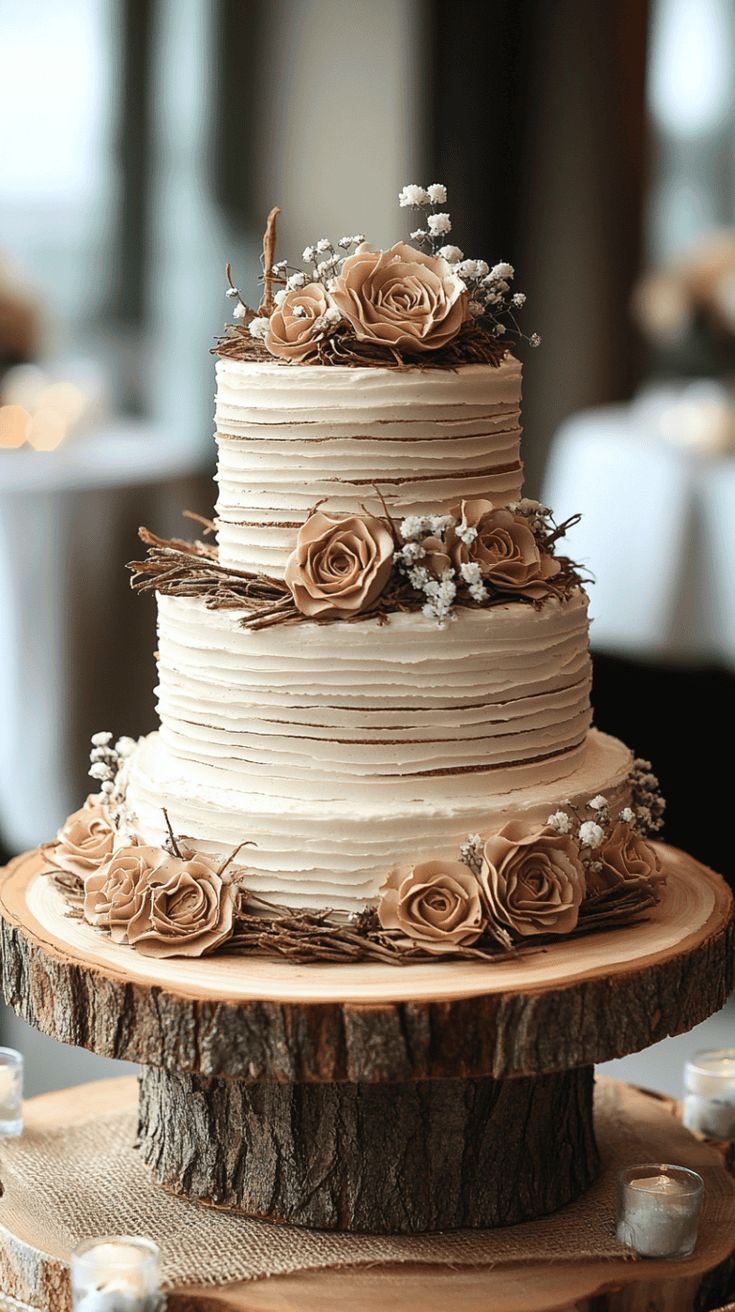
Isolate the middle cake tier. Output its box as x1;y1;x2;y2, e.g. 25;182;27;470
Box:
123;590;633;910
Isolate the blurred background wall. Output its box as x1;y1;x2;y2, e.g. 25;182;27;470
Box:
0;0;733;1092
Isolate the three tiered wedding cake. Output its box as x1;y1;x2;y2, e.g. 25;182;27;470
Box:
47;186;664;963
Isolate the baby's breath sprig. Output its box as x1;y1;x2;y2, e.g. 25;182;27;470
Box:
399;183;540;351
393;513;459;627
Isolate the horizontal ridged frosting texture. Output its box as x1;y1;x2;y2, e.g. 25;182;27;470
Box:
121;592;632;911
214;357;523;576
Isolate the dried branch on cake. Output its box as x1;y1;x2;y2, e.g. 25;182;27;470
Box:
128;500;587;632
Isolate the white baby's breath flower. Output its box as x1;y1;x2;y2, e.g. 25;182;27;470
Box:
456;522;478;545
473;259;489;278
302;245;316;263
91;731;113;747
273;288;288;306
619;806;635;823
469;300;485;319
286;271;307;290
316;238;331;253
438;244;463;263
459;560;487;603
399;515;426;542
89;762;114;782
408;564;430;589
271;259;288;274
529;332;542;348
337;236;354;249
323;305;341;324
399;184;430;208
427;213;452;236
410;228;428;242
292;305;307;318
233;302;247;321
395;541;425;566
457;260;479;280
588;795;607;811
428;513;454;535
427;183;447;204
249;315;270;340
495;323;507;336
547;810;571;834
491;262;514;280
511;292;526;307
115;736;136;757
352;233;366;244
579;820;604;849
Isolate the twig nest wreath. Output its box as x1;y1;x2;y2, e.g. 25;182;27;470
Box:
284;511;395;619
218;182;541;367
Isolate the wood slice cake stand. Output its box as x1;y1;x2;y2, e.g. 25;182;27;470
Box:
1;1078;735;1312
0;843;733;1236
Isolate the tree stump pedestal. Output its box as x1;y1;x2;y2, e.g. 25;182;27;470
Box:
0;843;733;1235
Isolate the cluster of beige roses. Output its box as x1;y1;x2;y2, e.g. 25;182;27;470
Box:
252;240;470;363
284;497;563;622
51;797;236;959
49;789;663;963
378;813;663;955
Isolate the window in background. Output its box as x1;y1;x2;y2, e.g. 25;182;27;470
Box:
0;0;116;356
648;0;735;259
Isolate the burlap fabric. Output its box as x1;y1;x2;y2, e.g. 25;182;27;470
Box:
0;1080;728;1291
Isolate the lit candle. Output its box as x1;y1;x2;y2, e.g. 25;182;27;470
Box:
683;1048;735;1139
71;1237;161;1311
617;1164;704;1259
0;1047;23;1137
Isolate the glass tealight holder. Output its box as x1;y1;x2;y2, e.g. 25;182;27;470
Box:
0;1047;24;1137
683;1048;735;1140
71;1236;162;1311
617;1164;704;1259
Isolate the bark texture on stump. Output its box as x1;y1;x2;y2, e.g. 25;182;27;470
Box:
137;1064;599;1232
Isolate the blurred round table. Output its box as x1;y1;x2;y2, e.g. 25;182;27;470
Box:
0;421;207;853
543;387;735;669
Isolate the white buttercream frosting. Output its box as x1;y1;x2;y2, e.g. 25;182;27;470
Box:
214;356;523;576
121;591;632;911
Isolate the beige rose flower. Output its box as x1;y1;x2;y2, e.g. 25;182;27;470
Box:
127;855;236;958
53;796;115;880
285;510;395;619
83;844;168;943
331;241;469;355
481;821;586;938
378;859;485;953
265;282;331;363
448;499;561;598
588;822;664;896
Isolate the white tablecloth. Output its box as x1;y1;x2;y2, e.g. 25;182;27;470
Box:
0;421;207;852
543;396;735;669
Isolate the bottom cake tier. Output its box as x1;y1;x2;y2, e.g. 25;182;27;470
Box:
123;726;633;911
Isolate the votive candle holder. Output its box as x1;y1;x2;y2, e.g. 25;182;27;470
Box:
683;1048;735;1140
0;1047;24;1137
616;1164;704;1259
71;1236;162;1311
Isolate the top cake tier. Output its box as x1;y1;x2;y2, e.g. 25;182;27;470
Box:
214;356;523;577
